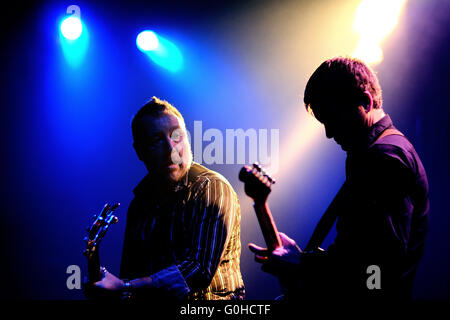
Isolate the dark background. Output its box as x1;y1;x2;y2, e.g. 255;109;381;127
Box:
1;0;449;300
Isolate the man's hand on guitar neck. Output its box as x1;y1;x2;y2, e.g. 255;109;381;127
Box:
83;267;129;300
249;232;303;296
90;267;156;299
93;268;126;292
248;232;302;275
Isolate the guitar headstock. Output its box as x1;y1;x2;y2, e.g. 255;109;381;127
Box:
84;203;120;259
239;163;276;203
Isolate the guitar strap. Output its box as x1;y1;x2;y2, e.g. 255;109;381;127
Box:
304;128;404;252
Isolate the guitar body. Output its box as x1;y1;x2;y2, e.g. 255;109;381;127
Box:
239;163;281;251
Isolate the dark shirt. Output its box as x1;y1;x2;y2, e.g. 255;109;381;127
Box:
298;115;429;300
120;163;245;300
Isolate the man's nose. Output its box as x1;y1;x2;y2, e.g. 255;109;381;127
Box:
165;135;184;164
162;136;177;153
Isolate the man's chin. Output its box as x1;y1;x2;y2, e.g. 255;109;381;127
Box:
340;144;349;151
149;162;189;186
166;164;188;184
334;140;346;150
334;138;351;151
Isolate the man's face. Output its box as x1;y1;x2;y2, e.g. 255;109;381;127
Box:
134;112;191;185
313;101;367;151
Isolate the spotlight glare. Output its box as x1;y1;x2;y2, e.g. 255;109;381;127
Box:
353;40;383;65
60;16;83;40
136;30;183;72
352;0;406;65
136;30;159;51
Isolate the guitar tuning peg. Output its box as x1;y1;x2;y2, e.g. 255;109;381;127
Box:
253;163;261;172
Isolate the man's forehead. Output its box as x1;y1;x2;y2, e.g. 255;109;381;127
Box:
137;112;181;133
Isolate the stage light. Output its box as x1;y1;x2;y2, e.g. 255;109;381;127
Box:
136;30;159;52
353;40;383;65
352;0;406;64
136;30;183;73
59;5;89;67
60;16;83;40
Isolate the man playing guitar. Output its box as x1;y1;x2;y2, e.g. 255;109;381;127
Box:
246;57;429;301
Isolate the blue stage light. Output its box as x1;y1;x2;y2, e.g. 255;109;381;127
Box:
59;7;89;68
136;30;183;73
60;16;83;40
136;30;159;51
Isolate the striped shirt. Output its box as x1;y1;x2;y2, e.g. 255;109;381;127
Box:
120;163;245;300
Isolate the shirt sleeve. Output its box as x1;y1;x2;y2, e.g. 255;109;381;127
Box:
176;178;238;291
149;265;190;298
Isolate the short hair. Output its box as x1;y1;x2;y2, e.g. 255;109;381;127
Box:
131;96;186;142
304;56;383;117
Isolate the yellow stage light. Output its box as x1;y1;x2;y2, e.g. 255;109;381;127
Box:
352;0;406;65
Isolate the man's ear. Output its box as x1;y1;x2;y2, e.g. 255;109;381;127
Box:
361;91;374;112
133;142;144;161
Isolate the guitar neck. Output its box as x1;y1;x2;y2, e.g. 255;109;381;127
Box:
84;203;119;284
87;248;102;283
253;201;282;251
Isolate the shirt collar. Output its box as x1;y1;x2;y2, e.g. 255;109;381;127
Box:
349;114;393;153
365;114;393;146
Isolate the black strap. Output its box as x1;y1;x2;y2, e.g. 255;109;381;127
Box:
304;182;347;251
